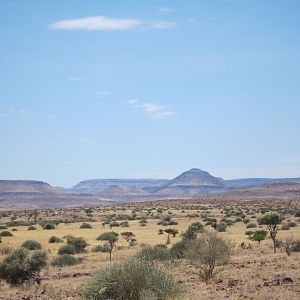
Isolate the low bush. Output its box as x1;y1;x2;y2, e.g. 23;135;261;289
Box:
51;254;82;267
136;245;170;262
27;226;37;231
216;223;227;232
0;225;8;229
83;258;181;300
80;223;93;229
281;223;290;230
43;223;55;230
58;244;76;255
21;240;42;251
66;236;88;253
292;240;300;252
49;236;63;243
0;231;13;237
92;244;110;253
246;223;257;229
0;248;47;286
170;240;189;259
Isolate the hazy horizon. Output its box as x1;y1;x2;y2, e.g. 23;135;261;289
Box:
1;0;300;186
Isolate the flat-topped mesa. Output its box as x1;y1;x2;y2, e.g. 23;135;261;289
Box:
0;180;54;193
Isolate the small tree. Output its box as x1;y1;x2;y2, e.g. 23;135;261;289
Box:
182;222;204;240
121;231;135;243
250;230;268;245
258;213;282;253
97;232;119;261
186;232;234;283
279;236;295;256
164;229;179;244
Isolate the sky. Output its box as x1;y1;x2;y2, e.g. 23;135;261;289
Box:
0;0;300;187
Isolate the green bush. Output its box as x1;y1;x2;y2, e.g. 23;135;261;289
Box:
92;244;110;253
51;254;82;267
66;236;88;253
0;231;13;237
281;223;290;230
216;223;227;232
292;240;300;252
83;258;181;300
49;236;63;243
58;244;76;255
27;226;37;231
136;245;170;262
246;223;257;229
186;232;234;283
43;223;55;230
0;248;47;286
80;223;93;229
21;240;42;250
170;240;189;259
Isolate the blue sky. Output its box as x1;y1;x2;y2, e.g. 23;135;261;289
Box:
1;0;300;187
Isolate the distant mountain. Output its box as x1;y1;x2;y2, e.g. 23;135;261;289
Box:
0;180;112;210
214;182;300;198
226;177;300;188
71;179;169;194
167;168;224;187
1;169;300;209
0;180;54;193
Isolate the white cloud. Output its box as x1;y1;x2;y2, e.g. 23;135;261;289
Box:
50;16;173;31
95;90;113;96
158;6;174;14
127;99;174;119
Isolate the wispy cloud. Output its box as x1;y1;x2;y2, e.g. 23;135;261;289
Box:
66;76;86;81
127;99;174;119
158;6;174;14
0;106;40;118
50;16;174;31
95;90;114;96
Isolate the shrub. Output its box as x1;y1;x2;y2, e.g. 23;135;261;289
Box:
183;222;205;240
170;240;189;259
0;248;47;286
51;254;82;267
11;228;18;232
43;223;55;230
281;223;290;230
49;236;63;243
0;231;13;237
92;244;111;253
292;240;300;252
216;223;227;232
80;223;93;229
136;245;170;262
58;244;76;255
21;240;42;251
66;236;88;253
186;232;234;283
83;258;181;300
0;225;8;229
246;223;257;229
27;226;37;231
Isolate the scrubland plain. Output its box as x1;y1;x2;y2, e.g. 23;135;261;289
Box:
0;198;300;299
